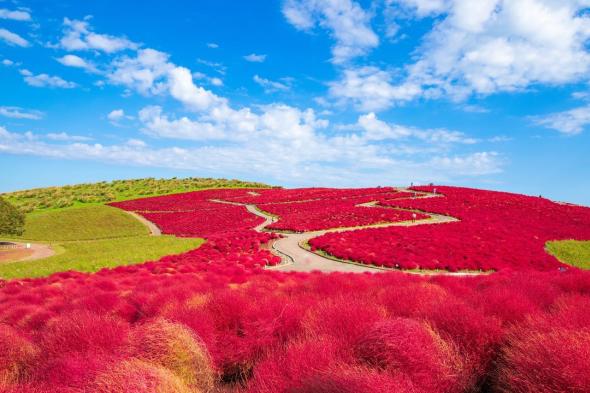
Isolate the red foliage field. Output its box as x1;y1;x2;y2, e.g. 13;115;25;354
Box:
1;185;590;392
310;186;590;271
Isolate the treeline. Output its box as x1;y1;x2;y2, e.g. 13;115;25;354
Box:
3;177;273;212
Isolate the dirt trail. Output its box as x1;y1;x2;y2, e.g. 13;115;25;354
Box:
124;211;162;236
0;242;55;263
211;189;483;275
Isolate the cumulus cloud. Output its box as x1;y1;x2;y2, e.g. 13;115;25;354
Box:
20;69;77;88
107;48;173;95
206;42;219;48
325;0;590;111
283;0;378;64
138;105;226;140
253;75;290;93
0;106;43;120
243;53;267;62
393;0;590;99
60;17;138;53
0;28;29;47
328;66;421;111
532;104;590;135
0;8;32;21
56;54;98;72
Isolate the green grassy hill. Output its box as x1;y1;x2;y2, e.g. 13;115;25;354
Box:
0;177;270;279
0;204;202;279
3;177;272;212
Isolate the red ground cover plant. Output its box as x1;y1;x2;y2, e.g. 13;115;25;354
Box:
0;186;589;392
310;186;590;271
262;198;427;232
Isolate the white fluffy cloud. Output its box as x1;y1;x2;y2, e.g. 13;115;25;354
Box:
20;69;77;88
395;0;590;99
107;49;173;95
56;54;97;72
283;0;378;64
0;28;29;47
326;0;590;111
60;18;138;53
243;53;267;62
328;66;421;111
0;8;31;21
0;106;43;120
533;104;590;135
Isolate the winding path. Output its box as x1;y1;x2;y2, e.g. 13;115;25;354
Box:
212;189;482;275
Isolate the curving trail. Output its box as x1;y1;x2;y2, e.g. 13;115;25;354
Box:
123;210;162;236
212;189;484;275
0;242;55;264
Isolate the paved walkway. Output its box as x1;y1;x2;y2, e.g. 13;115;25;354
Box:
211;189;483;275
0;242;55;263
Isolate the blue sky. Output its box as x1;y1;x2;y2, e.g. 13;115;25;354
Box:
1;0;589;204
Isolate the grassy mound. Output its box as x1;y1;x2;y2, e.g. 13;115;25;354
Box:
3;177;272;212
0;204;203;279
17;205;147;241
0;235;203;279
546;240;590;269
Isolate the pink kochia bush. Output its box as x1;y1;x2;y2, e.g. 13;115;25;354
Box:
0;186;590;392
310;186;590;271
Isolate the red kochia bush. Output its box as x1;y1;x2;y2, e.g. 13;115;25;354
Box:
496;294;590;393
0;324;38;387
354;318;465;393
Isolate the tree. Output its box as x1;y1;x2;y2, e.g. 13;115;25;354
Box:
0;196;25;236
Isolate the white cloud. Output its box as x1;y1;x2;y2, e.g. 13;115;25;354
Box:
0;28;29;47
253;74;290;93
388;0;590;100
283;0;378;64
192;72;223;86
56;54;97;72
0;106;43;120
428;152;502;176
20;69;77;88
0;8;31;21
138;105;226;140
532;104;590;135
168;66;229;112
328;66;421;111
354;112;476;144
107;48;173;95
60;18;138;53
243;53;267;62
45;132;93;142
2;59;15;66
206;42;219;48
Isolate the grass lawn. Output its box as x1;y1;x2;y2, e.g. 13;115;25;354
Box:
0;235;203;279
0;204;204;279
16;205;148;241
547;240;590;269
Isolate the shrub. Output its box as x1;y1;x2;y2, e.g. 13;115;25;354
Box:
0;197;24;236
87;359;193;393
130;318;215;392
0;324;38;387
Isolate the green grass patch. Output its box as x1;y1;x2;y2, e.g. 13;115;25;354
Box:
0;235;203;279
16;205;148;241
3;177;273;212
547;240;590;269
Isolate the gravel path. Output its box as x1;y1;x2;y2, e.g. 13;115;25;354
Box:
211;189;485;275
124;211;162;236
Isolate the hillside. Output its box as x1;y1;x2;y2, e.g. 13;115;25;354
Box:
2;177;273;212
